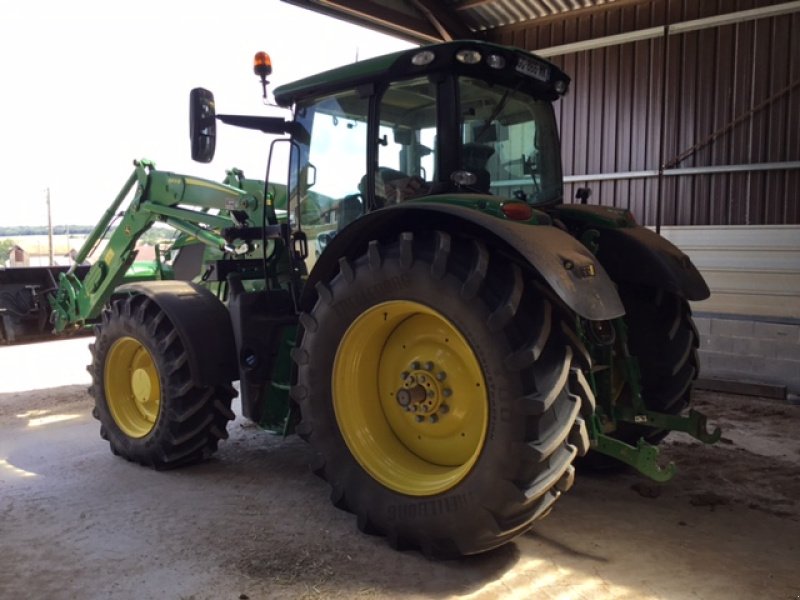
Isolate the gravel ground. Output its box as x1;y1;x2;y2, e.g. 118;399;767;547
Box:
1;338;798;599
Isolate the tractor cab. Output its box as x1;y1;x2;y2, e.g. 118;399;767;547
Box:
189;41;571;270
270;42;570;264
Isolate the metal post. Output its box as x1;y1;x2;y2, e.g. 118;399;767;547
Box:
656;2;671;235
46;187;54;266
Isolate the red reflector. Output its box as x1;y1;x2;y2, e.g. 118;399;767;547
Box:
501;202;533;221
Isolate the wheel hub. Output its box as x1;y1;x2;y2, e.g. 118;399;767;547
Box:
131;368;153;403
104;336;161;438
396;362;451;422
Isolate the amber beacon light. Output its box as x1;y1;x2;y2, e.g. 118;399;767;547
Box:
254;51;273;99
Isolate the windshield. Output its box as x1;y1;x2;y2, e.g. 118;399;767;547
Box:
286;74;565;254
458;77;563;204
290;90;369;271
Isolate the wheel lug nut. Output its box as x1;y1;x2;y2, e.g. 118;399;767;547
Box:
429;414;439;424
439;404;450;414
437;371;447;381
411;361;420;370
396;389;411;407
425;361;434;371
415;415;425;423
400;371;409;380
443;388;452;398
427;390;434;398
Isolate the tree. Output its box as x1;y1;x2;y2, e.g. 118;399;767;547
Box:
0;239;16;263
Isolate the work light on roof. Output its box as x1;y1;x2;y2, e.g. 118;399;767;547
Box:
411;50;435;66
486;54;506;69
554;80;568;94
456;49;482;64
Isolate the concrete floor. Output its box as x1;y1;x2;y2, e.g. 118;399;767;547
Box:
1;338;798;599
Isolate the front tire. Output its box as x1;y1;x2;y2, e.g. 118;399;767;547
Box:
292;231;593;557
88;294;236;469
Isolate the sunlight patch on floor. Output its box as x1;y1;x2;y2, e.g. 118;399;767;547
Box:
27;413;81;427
462;556;659;600
15;409;51;419
0;458;38;478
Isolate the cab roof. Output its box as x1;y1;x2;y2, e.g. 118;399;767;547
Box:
272;40;569;108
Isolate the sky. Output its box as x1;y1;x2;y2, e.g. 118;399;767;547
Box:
0;0;413;227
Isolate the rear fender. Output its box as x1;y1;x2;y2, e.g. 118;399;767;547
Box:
550;204;710;301
302;204;624;321
595;227;710;300
114;281;238;385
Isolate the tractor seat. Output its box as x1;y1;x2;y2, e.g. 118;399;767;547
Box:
361;167;426;208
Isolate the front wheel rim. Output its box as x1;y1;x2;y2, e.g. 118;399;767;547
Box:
104;337;161;438
333;300;488;496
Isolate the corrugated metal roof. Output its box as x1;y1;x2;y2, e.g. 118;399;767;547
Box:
450;0;620;32
281;0;625;43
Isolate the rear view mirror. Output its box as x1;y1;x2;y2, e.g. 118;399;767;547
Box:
394;128;413;145
472;123;508;143
189;88;216;163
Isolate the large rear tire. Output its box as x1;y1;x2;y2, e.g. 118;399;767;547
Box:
292;231;594;557
614;283;699;444
88;294;236;469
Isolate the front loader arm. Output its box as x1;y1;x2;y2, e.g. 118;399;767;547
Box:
50;159;256;331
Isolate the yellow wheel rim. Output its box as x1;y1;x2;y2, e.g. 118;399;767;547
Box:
104;336;161;438
333;300;488;496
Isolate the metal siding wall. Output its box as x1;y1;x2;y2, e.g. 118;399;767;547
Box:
788;11;800;223
658;224;800;320
491;0;800;226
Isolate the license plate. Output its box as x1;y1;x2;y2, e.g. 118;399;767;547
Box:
516;56;550;82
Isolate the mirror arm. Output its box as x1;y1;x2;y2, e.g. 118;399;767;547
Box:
217;114;297;136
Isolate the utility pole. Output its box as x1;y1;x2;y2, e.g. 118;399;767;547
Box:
46;187;54;266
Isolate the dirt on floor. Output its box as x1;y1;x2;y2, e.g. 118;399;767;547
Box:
0;339;798;599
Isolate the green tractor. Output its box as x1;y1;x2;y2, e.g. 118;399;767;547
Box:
52;40;719;557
